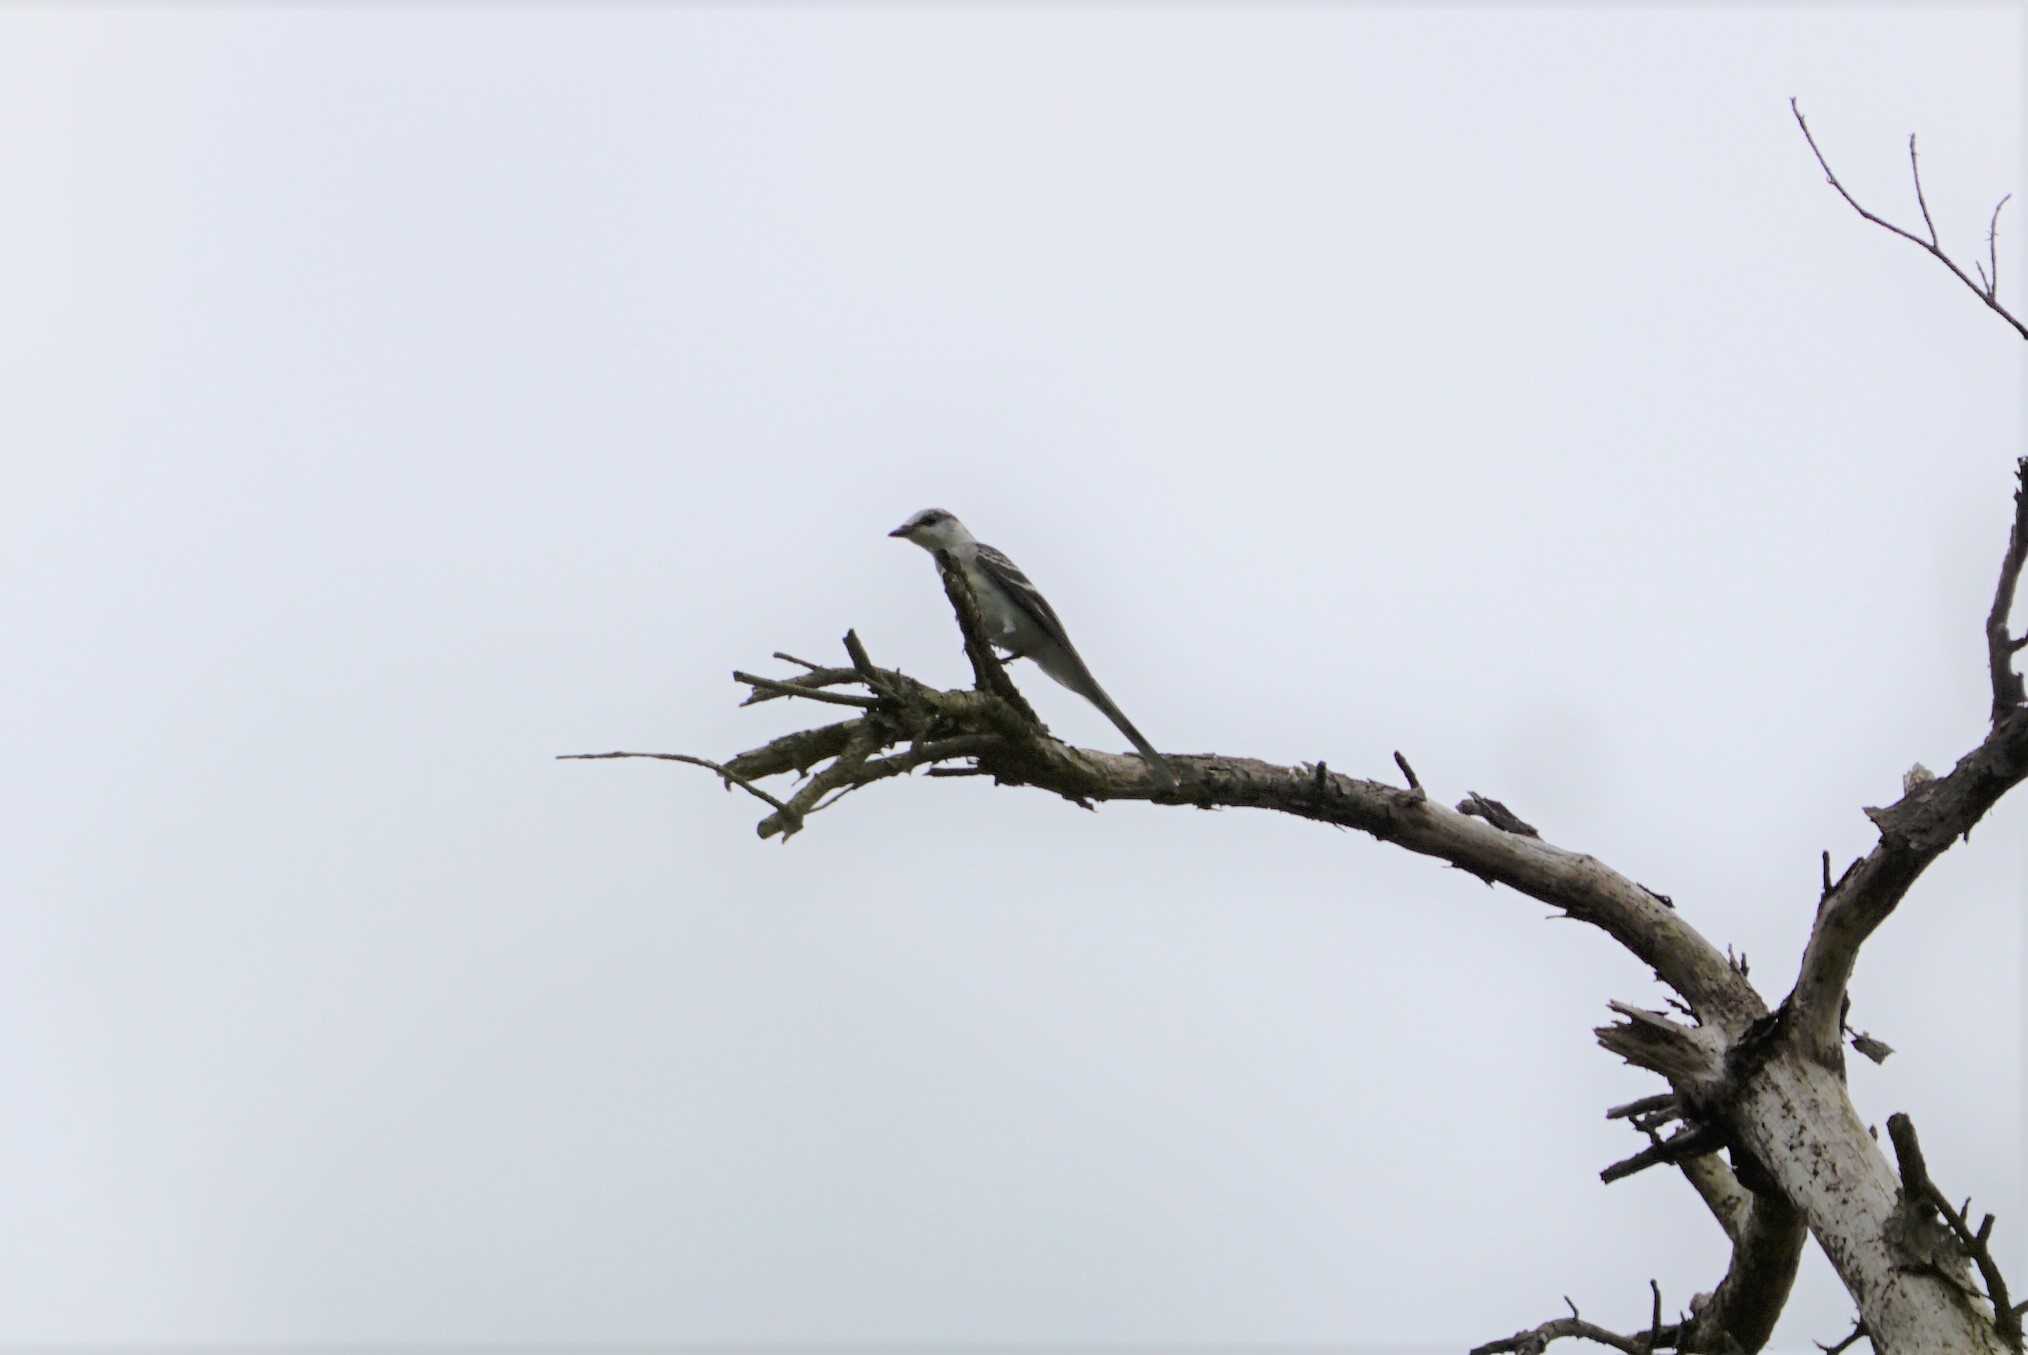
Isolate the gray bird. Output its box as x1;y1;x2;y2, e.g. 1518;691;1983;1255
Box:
890;507;1176;788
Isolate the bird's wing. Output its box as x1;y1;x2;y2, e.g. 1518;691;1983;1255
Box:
975;541;1176;788
973;542;1075;651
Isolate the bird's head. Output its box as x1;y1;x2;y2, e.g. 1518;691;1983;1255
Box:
887;507;975;553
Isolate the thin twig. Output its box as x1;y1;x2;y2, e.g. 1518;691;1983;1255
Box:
1791;99;2028;341
1989;194;2013;297
1909;134;1939;247
1470;1292;1676;1355
556;750;796;818
732;670;881;709
1606;1092;1676;1122
739;667;868;706
1601;1122;1723;1184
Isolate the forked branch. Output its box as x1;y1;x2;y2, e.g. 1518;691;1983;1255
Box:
1471;1285;1680;1355
577;130;2028;1345
1791;99;2027;341
1787;457;2028;1068
1887;1113;2024;1351
568;571;1770;1034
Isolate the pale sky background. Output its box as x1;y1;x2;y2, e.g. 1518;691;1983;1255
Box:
2;6;2023;1353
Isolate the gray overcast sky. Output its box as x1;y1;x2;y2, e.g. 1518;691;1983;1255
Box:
3;6;2022;1352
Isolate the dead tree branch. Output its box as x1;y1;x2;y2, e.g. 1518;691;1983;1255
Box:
1784;457;2028;1069
1886;1113;2023;1351
1787;701;2028;1070
1602;1088;1806;1352
578;456;2028;1349
1791;99;2027;340
1759;471;2028;1350
574;474;2028;1351
1600;1123;1724;1185
1582;997;1800;1350
1985;458;2028;719
581;137;2028;1349
574;621;1764;1024
1471;1291;1682;1355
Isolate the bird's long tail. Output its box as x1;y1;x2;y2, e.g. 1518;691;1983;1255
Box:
1035;649;1177;788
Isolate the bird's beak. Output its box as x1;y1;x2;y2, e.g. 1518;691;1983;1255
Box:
887;523;912;539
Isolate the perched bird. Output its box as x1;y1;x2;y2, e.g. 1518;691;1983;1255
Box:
889;507;1176;787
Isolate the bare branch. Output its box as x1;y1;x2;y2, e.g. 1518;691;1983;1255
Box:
732;670;881;709
1471;1293;1680;1354
1692;1188;1807;1352
744;724;891;841
1605;1092;1676;1123
1887;1113;2023;1349
1989;194;2013;296
1673;1150;1750;1244
556;750;798;821
1590;996;1805;1351
1791;99;2028;341
1596;1001;1729;1084
1392;749;1424;797
1596;1078;1828;1353
596;333;2028;1350
740;666;877;707
1986;458;2028;721
1790;706;2028;1066
719;720;862;782
1786;459;2028;1066
1600;1122;1723;1185
596;642;1762;1027
842;628;886;692
1816;1321;1869;1354
592;467;2024;1349
1910;134;1940;247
